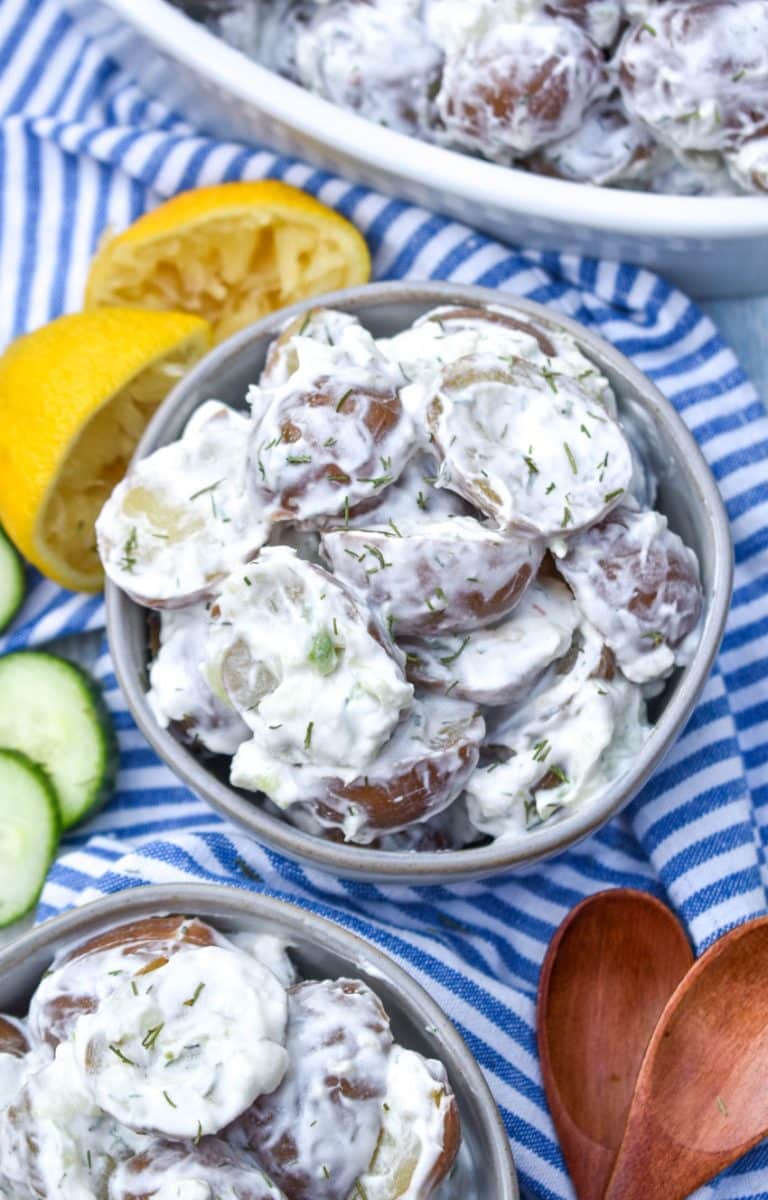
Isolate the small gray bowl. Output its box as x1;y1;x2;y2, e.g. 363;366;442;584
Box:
106;281;733;884
0;883;518;1199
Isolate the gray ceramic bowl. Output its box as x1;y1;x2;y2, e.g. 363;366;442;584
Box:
106;282;733;883
0;883;518;1199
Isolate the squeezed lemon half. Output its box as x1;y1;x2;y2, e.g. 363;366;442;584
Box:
0;308;210;592
85;180;371;343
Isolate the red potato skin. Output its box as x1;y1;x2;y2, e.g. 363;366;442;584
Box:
0;1016;28;1058
34;916;219;1047
227;979;393;1200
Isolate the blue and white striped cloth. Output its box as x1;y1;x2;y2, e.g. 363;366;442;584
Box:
2;1;768;1196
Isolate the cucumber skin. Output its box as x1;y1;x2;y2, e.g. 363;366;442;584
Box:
0;651;118;830
0;528;24;634
0;748;61;927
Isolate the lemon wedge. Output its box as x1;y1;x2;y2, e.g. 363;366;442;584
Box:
85;181;371;343
0;308;210;592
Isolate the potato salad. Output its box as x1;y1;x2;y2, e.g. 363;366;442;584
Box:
0;915;460;1199
98;302;703;852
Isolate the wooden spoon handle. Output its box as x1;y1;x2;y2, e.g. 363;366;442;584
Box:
604;1108;734;1200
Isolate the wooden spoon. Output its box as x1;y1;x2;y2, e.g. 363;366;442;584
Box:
604;914;768;1200
538;888;693;1200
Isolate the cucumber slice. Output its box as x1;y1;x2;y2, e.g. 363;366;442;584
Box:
0;652;117;829
0;749;60;926
0;527;24;633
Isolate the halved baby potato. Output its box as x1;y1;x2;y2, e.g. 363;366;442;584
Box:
402;573;578;704
322;516;542;634
227;978;393;1200
148;603;250;757
28;915;221;1047
249;318;414;524
206;548;412;774
233;694;485;844
97;401;264;609
555;505;703;684
426;355;632;536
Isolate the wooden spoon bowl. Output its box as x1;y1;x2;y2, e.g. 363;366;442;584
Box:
538;888;693;1200
605;914;768;1200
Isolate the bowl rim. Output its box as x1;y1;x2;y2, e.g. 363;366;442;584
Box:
0;882;519;1199
98;0;768;237
106;280;734;883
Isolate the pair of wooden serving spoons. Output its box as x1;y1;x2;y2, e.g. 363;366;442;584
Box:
538;889;768;1200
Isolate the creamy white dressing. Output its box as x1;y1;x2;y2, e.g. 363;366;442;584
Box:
98;301;702;850
379;304;618;418
148;604;250;756
321;515;543;635
97;402;265;608
232;693;485;843
0;918;461;1200
205;547;413;772
527;96;657;185
72;946;288;1139
427;354;632;535
401;574;579;705
206;0;762;194
466;622;650;838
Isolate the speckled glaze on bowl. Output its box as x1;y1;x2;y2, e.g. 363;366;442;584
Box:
106;282;733;884
0;882;519;1199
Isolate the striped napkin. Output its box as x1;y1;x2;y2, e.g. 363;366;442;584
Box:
2;1;768;1196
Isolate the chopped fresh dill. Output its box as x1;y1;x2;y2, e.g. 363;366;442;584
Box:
604;488;624;502
563;442;578;474
356;474;394;488
363;543;392;570
189;479;222;502
183;982;205;1008
163;1090;177;1108
541;368;559;394
335;387;354;413
142;1023;164;1050
120;527;138;574
532;739;550;762
440;635;470;666
304;721;314;749
109;1044;135;1066
286;454;312;464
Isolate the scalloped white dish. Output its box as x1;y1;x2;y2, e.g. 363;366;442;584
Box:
62;0;768;298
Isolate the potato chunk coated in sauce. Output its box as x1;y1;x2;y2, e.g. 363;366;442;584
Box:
322;516;542;634
232;694;484;843
556;506;703;684
97;402;264;609
205;548;413;773
227;979;393;1200
249;317;414;524
427;354;632;535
